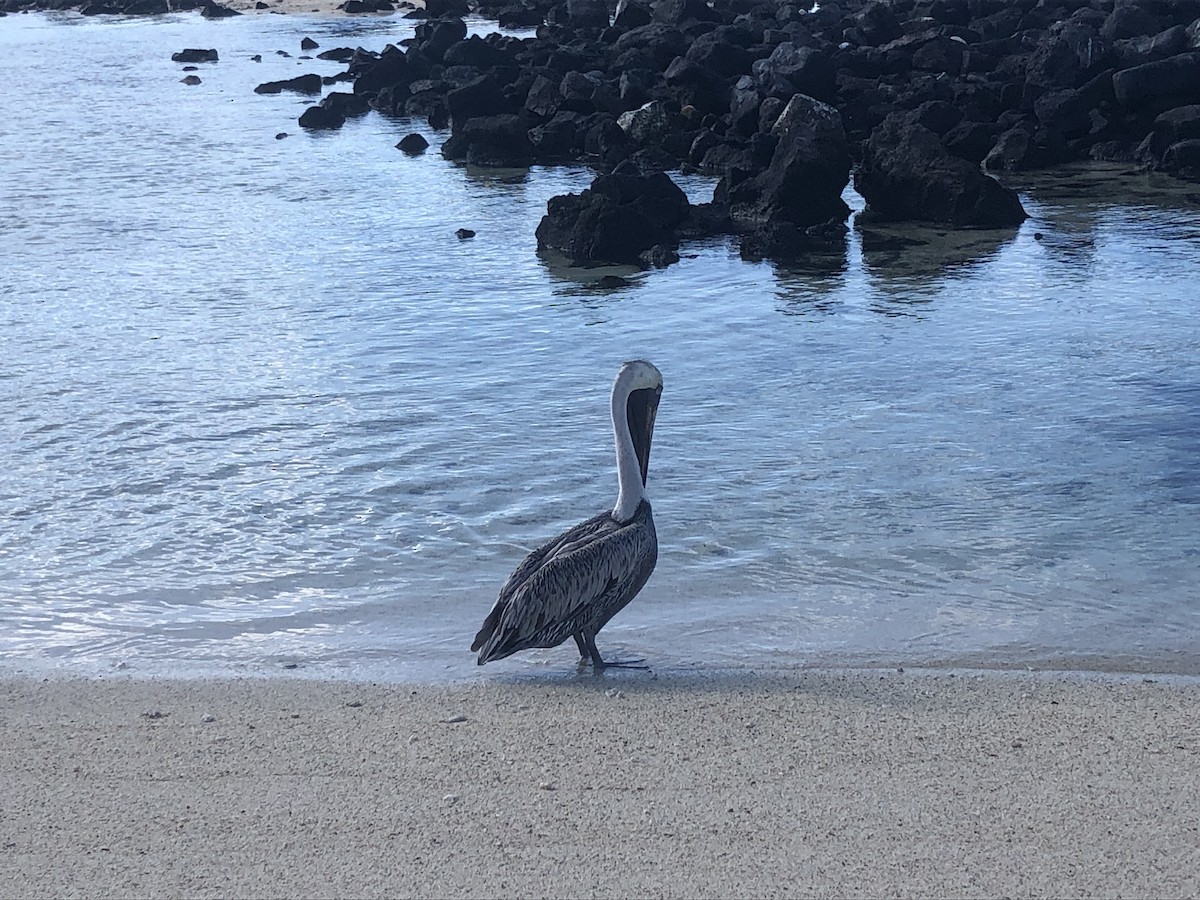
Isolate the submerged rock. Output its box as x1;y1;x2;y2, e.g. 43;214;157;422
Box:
317;47;358;63
255;74;323;95
171;48;218;63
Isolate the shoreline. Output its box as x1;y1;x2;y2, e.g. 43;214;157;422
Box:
6;640;1200;686
222;0;392;14
3;670;1198;898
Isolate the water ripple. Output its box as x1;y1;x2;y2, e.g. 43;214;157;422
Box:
3;13;1200;679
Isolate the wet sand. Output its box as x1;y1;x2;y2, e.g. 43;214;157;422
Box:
2;670;1198;898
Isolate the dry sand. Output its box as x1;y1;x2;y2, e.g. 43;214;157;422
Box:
2;670;1198;899
223;0;417;17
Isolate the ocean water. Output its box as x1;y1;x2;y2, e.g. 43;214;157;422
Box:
2;11;1198;681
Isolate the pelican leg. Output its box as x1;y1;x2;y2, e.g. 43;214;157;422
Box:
583;633;648;671
573;633;590;667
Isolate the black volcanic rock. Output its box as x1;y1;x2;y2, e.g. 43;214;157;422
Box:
617;100;677;150
441;114;535;167
199;0;240;16
255;74;323;95
856;114;1027;227
424;0;469;14
663;56;726;116
1136;104;1200;169
560;71;600;112
1102;1;1165;42
651;0;716;27
497;5;545;27
1033;71;1117;137
1161;138;1200;179
267;0;1200;265
447;74;512;125
528;111;588;160
911;35;966;75
753;43;837;105
724;93;852;230
405;88;450;129
983;121;1072;172
611;24;688;73
397;132;431;154
1112;50;1200;108
685;27;755;80
444;35;508;69
943;120;1001;164
299;105;345;130
317;47;358;62
847;1;902;47
172;48;218;63
1112;24;1189;69
416;16;468;61
584;115;632;165
536;167;690;266
565;0;608;28
350;46;410;97
737;218;849;263
524;74;562;118
613;0;651;28
321;91;370;117
1025;19;1115;91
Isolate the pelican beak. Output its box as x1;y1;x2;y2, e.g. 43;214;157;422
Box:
626;384;662;486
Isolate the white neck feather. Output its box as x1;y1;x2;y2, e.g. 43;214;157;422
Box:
611;379;644;523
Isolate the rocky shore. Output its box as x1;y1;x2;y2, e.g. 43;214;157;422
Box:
13;0;1200;266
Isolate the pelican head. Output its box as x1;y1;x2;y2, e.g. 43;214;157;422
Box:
612;359;663;521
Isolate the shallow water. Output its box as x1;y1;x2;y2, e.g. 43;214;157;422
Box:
2;11;1198;681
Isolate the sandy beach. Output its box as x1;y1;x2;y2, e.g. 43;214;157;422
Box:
2;670;1197;899
223;0;417;17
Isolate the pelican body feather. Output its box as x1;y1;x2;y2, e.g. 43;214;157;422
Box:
472;360;663;668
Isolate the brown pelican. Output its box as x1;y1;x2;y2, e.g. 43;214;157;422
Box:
471;359;663;669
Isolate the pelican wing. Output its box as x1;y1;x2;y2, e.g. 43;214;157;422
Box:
495;511;614;608
472;503;656;662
